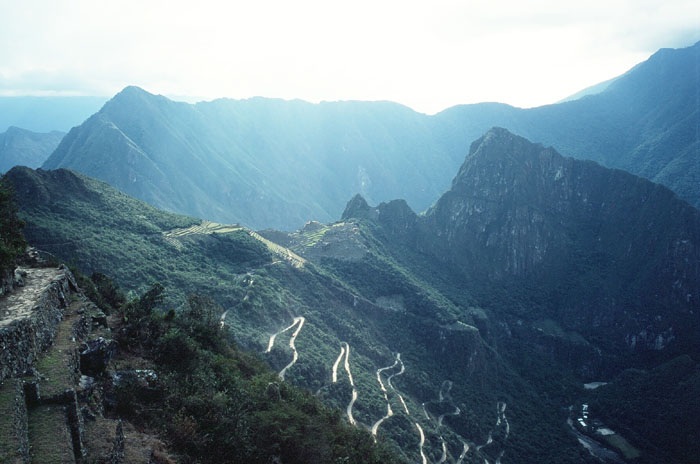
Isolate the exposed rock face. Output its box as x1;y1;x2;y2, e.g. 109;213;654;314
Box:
80;337;117;376
425;128;700;287
342;128;700;363
0;265;79;382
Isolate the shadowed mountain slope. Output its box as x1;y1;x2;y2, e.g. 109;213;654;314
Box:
343;128;700;370
0;127;64;173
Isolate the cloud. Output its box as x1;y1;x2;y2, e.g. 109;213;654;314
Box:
0;0;698;112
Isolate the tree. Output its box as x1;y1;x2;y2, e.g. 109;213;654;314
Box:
0;178;26;273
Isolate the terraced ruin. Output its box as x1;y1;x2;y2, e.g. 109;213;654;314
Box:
163;219;306;268
0;265;167;463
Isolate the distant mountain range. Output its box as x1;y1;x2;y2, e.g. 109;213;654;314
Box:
0;126;64;173
0;96;106;133
41;41;700;230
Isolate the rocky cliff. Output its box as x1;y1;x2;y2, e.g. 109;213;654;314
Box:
343;128;700;365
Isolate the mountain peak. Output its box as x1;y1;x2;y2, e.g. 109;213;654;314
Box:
115;85;152;98
102;85;163;113
341;194;373;221
452;126;555;192
467;126;541;155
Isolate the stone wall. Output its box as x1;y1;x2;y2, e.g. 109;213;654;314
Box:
0;265;79;383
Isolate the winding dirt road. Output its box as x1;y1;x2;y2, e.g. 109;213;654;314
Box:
265;317;305;380
415;422;428;464
332;345;346;383
387;354;409;415
456;442;469;464
333;342;359;425
371;353;403;437
278;317;305;380
219;309;229;329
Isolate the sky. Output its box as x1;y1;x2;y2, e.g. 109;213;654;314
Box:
0;0;698;114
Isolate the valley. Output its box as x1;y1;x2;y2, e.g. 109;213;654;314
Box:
0;41;698;461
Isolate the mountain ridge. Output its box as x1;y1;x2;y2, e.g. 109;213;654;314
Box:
41;41;700;230
0;126;64;173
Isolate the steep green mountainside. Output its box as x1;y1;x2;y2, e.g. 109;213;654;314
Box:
0;127;64;173
42;42;699;230
3;165;598;463
0;95;107;133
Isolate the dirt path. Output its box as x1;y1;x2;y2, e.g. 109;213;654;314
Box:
219;310;229;329
265;319;299;353
371;403;393;437
371;353;402;437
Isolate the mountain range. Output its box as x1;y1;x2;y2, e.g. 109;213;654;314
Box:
0;96;107;133
6;126;699;463
39;41;700;231
0;126;64;173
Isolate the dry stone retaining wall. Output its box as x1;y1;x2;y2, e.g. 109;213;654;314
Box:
0;265;79;383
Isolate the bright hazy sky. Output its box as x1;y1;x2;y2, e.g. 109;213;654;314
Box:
1;0;698;113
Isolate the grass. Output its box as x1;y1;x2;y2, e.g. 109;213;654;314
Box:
27;405;74;463
294;224;330;248
249;230;306;268
34;300;86;399
0;380;24;464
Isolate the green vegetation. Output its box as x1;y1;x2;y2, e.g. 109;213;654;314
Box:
1;165;608;462
0;380;23;463
108;280;401;464
6;156;698;462
27;405;75;463
0;179;26;275
590;355;700;464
